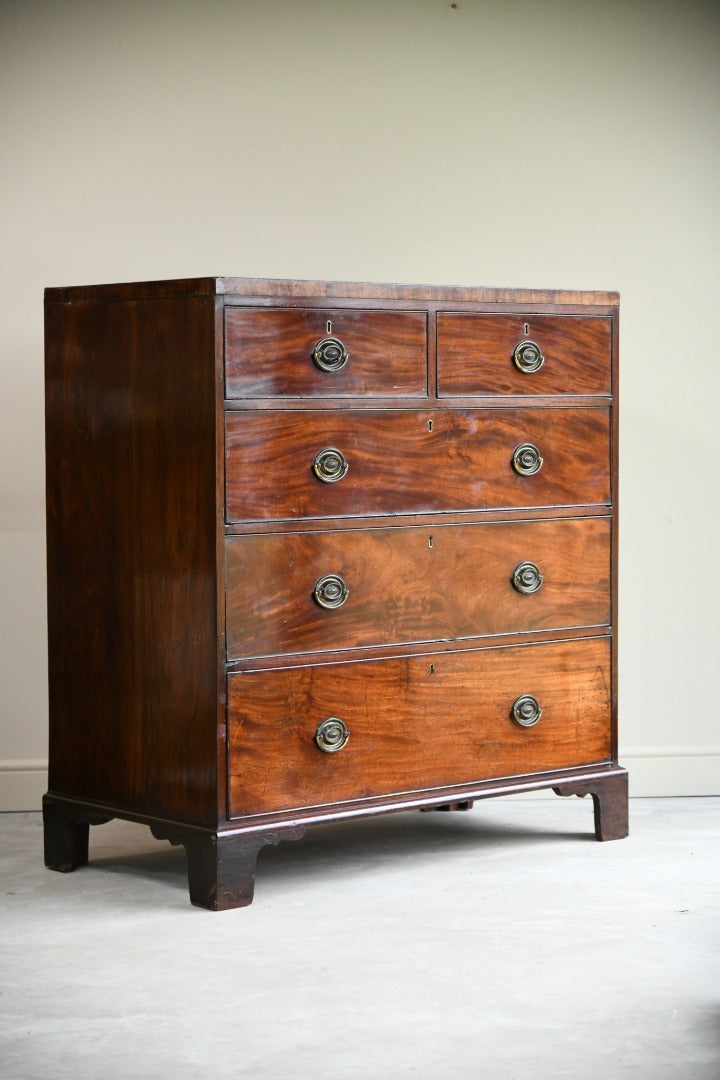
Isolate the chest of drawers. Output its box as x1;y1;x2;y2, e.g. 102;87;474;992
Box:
43;277;627;910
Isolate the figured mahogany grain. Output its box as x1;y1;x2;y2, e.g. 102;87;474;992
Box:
227;637;612;817
225;517;610;659
225;307;427;397
437;314;611;396
43;275;623;910
225;408;610;521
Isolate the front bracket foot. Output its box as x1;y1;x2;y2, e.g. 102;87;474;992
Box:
553;769;629;841
151;825;307;911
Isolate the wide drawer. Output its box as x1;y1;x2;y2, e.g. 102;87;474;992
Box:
225;307;427;397
225;517;610;659
437;314;611;396
225;408;610;522
227;637;612;817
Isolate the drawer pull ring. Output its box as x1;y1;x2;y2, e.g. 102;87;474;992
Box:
512;442;543;477
512;694;542;728
315;717;350;753
312;336;349;373
312;447;349;483
313;573;349;609
513;339;544;374
512;561;544;595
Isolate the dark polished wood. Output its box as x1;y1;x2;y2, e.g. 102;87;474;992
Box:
225;307;427;398
225;408;610;522
226;517;610;659
227;637;612;817
44;277;624;910
420;801;475;812
44;293;220;826
553;771;629;840
42;794;111;872
437;313;611;396
181;826;307;910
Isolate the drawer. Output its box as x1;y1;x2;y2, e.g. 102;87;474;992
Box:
225;408;610;522
227;637;612;816
225;517;610;659
225;307;427;397
437;314;611;396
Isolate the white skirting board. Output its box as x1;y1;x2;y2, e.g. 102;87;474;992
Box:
1;752;718;811
0;762;48;812
620;748;720;798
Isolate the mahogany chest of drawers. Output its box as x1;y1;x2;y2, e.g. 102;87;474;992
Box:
43;277;628;909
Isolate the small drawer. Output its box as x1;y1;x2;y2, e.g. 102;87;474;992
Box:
225;307;427;397
225;517;610;660
225;408;611;522
227;637;612;817
437;314;611;396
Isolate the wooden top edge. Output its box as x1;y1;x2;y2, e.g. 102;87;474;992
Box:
218;277;619;306
44;276;619;307
44;277;219;304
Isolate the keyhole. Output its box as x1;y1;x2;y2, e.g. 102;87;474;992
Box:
524;322;529;336
428;419;433;432
430;663;435;675
428;535;433;549
326;320;332;334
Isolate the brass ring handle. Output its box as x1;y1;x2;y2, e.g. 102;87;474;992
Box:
313;573;349;609
312;336;349;373
315;717;350;753
312;447;349;484
513;339;544;374
512;694;542;728
512;561;544;595
512;442;543;477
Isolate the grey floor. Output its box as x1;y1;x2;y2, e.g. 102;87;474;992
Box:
1;798;718;1080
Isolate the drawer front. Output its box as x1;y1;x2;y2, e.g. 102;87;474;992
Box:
225;307;427;397
225;408;610;522
226;517;610;659
437;314;611;396
227;637;612;817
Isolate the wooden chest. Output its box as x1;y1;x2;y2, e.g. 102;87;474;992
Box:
43;277;627;909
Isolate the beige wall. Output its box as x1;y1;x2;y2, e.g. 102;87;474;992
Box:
2;0;719;808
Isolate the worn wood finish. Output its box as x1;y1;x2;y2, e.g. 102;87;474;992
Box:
225;308;427;397
44;276;624;910
225;408;610;522
218;278;619;307
554;771;629;840
227;637;612;817
180;825;307;910
42;794;112;872
437;314;611;396
46;277;619;307
225;517;610;659
44;294;220;826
